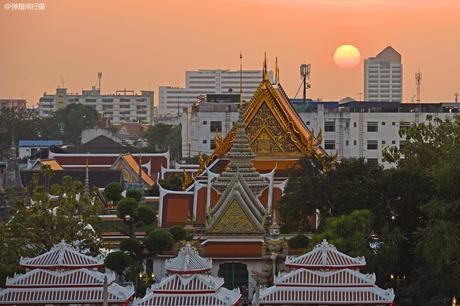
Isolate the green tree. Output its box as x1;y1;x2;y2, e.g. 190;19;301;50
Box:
105;251;132;276
287;234;310;249
159;174;182;191
119;238;143;257
311;209;373;258
144;123;181;159
126;189;142;202
104;182;123;203
0;108;42;158
52;103;100;144
144;229;173;255
0;176;102;286
169;226;186;241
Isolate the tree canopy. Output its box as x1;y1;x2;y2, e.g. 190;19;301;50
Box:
0;175;102;286
278;116;460;304
144;123;181;159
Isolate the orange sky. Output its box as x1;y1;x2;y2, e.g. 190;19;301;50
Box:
1;0;460;106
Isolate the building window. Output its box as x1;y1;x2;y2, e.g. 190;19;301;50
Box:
346;122;349;128
203;121;207;125
202;140;207;144
392;140;396;144
367;158;378;165
210;139;216;150
392;122;396;126
346;140;349;146
325;121;335;132
382;122;386;126
353;122;357;128
210;121;222;132
382;140;386;145
354;140;357;146
367;140;378;150
367;122;378;132
399;140;407;151
400;122;411;134
305;121;310;125
324;140;335;150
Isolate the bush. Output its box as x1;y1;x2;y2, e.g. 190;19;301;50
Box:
126;189;142;202
137;205;156;226
105;251;131;275
169;226;186;241
144;229;174;255
288;234;310;249
116;198;139;220
119;238;142;257
104;182;123;203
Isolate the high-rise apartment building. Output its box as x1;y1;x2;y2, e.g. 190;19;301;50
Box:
159;69;273;117
364;46;402;102
38;87;154;124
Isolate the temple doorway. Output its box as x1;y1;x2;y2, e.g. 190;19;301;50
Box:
218;262;249;290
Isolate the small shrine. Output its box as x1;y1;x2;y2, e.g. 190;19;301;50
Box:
137;243;241;306
0;241;134;305
257;240;395;305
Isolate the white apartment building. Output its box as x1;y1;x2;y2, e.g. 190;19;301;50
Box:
159;69;273;117
364;46;403;102
182;99;458;168
38;87;154;125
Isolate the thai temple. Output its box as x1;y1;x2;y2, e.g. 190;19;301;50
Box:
7;58;395;305
0;242;134;305
137;243;241;306
152;59;329;298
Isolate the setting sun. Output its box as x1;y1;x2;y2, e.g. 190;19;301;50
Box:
333;44;361;69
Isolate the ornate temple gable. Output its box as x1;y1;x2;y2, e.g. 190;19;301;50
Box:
208;174;266;234
211;78;324;162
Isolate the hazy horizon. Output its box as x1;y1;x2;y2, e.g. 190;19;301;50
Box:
1;0;459;106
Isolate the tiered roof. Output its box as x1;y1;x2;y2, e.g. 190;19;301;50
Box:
136;244;241;306
285;239;366;270
213;107;268;194
208;173;266;234
0;242;134;305
257;240;394;305
19;241;104;270
165;243;212;274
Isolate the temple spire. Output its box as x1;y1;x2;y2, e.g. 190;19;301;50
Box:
263;51;269;82
213;103;267;194
84;157;90;197
240;53;243;108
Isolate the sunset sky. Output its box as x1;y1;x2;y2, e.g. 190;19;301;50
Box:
1;0;459;106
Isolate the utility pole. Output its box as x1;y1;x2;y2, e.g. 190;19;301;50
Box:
300;64;311;105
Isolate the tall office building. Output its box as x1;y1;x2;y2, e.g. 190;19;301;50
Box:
364;46;403;102
159;69;273;117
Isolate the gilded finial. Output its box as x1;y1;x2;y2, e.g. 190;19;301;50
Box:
263;51;269;82
240;53;243;108
275;57;279;84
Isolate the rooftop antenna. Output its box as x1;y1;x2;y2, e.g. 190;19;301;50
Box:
455;93;459;103
415;70;422;103
97;72;102;92
300;64;311;104
60;76;65;89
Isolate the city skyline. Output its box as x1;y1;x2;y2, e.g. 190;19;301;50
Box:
1;0;460;106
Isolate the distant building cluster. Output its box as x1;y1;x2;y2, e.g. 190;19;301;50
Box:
0;99;27;109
